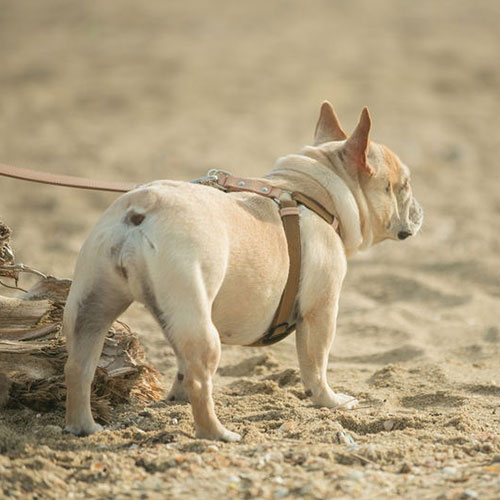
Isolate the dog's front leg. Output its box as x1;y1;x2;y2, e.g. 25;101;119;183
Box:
295;301;358;409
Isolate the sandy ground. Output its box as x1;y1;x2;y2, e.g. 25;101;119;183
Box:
1;0;500;498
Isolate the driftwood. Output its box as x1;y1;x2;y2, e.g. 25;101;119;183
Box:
0;221;164;422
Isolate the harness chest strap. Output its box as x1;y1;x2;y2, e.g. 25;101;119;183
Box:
251;197;302;346
215;173;338;346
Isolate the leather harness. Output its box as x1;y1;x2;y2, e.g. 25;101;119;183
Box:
0;161;339;347
213;172;339;347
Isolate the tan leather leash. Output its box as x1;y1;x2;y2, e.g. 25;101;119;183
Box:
0;161;339;347
214;172;338;346
0;161;137;192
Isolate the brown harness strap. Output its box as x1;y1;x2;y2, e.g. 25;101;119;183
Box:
215;173;337;347
291;192;334;225
250;198;302;346
0;161;137;193
216;172;283;199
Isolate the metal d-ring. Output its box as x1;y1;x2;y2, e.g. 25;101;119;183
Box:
206;168;233;178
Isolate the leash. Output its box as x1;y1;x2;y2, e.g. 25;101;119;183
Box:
0;161;137;192
0;160;338;347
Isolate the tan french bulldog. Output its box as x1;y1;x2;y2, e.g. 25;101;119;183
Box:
64;102;423;441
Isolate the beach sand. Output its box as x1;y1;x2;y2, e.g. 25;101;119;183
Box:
1;1;499;498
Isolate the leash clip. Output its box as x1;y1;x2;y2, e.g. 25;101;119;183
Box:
190;169;233;189
190;174;218;185
207;169;233;178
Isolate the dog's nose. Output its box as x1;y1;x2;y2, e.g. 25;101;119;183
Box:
398;230;412;240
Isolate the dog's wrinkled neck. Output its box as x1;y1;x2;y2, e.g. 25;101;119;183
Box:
270;149;374;256
297;146;374;251
301;145;375;251
310;146;374;250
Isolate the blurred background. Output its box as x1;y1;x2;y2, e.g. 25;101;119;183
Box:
1;0;499;365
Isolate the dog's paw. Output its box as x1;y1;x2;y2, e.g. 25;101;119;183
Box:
195;427;242;442
332;393;358;410
64;422;103;437
310;390;358;410
220;429;242;442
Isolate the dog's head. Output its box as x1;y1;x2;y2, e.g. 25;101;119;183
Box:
312;102;423;245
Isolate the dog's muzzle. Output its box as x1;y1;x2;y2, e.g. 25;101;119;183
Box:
408;198;424;235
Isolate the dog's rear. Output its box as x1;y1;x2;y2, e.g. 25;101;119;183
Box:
63;192;145;435
64;183;241;440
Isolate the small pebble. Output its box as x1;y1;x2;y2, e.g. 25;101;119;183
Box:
274;487;289;498
399;462;412;473
461;490;478;499
383;419;395;431
336;431;356;445
207;444;218;452
264;451;284;463
278;422;294;433
171;418;179;425
345;470;365;483
441;466;459;478
96;483;112;493
296;484;314;495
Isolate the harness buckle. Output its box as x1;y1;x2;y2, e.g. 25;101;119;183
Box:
260;322;295;345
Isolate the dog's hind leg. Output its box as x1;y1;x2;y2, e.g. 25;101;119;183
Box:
64;276;132;436
146;265;241;442
157;313;240;442
295;301;358;410
180;321;241;441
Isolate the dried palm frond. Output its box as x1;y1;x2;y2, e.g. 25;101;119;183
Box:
0;219;164;421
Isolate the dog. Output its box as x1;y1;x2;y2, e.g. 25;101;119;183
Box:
63;102;423;441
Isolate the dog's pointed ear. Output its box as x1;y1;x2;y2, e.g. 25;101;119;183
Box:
344;107;375;176
314;101;347;145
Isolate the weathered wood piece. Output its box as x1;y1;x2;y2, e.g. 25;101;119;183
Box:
0;220;164;422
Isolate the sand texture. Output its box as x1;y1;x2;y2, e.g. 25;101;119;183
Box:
1;1;499;498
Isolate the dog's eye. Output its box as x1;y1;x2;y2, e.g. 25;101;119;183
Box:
401;180;409;190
